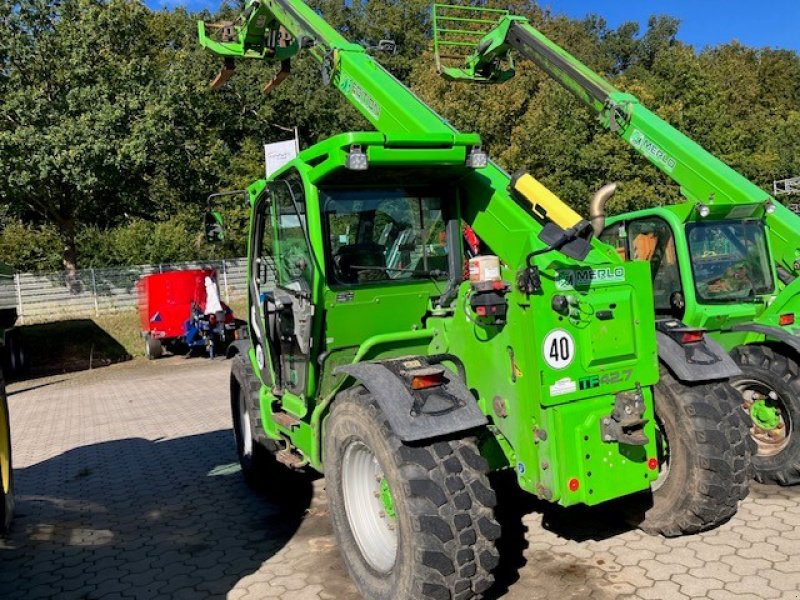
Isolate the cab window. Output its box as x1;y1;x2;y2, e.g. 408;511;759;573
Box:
628;218;682;313
273;173;314;291
687;220;773;302
320;188;448;286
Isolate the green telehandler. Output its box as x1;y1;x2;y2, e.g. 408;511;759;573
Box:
199;2;748;597
432;3;800;485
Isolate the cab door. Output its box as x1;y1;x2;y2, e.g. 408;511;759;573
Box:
601;217;686;318
249;169;317;401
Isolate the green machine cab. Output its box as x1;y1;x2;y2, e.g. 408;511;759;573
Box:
199;2;749;598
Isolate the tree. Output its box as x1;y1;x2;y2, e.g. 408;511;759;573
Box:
0;0;235;281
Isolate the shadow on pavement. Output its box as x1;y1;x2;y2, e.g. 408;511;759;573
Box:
485;471;636;599
0;430;313;599
19;319;132;379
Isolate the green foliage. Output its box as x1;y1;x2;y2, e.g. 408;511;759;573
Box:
1;0;800;272
0;221;63;271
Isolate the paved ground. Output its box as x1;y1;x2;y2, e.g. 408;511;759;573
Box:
1;357;799;600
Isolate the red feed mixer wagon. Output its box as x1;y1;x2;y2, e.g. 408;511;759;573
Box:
137;268;245;359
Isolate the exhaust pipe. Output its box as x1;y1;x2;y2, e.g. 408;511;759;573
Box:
589;183;618;237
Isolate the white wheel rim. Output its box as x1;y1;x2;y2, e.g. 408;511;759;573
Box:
239;392;252;458
341;440;397;573
651;414;670;492
733;379;792;457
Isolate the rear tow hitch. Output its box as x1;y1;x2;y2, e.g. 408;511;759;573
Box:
601;386;649;446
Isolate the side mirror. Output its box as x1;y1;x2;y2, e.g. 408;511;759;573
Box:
204;211;225;244
670;291;686;317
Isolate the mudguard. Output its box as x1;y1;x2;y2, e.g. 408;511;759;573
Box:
656;332;741;382
335;357;487;443
730;323;800;355
226;339;251;358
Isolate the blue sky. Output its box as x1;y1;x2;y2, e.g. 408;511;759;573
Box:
546;1;799;51
145;0;800;52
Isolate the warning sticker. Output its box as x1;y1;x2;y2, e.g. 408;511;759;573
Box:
549;377;577;397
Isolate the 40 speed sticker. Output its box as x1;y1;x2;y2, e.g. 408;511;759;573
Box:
543;329;575;370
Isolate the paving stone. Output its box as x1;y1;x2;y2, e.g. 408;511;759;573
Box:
725;575;785;599
1;357;798;600
672;572;725;597
637;580;689;599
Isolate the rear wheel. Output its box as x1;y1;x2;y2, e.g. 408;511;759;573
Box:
0;371;14;532
731;345;800;485
325;386;500;600
627;368;748;536
144;336;163;360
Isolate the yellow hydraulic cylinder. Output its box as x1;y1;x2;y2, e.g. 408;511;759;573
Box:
511;172;586;230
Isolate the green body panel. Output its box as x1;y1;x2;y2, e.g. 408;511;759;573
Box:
427;261;658;505
201;1;664;507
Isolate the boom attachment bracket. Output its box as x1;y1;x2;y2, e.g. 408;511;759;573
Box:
432;4;517;83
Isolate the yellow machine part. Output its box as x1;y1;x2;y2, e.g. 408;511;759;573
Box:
512;173;585;230
0;392;9;498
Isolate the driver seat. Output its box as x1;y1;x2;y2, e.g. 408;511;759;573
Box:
335;242;387;283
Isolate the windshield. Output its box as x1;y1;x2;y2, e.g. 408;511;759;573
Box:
320;188;448;286
687;220;773;302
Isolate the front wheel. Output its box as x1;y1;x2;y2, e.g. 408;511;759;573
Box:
325;387;500;600
626;368;748;536
230;353;274;486
731;345;800;485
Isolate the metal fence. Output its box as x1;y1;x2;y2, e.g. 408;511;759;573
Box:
0;258;249;324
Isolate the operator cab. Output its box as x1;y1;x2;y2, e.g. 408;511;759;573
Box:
600;213;774;319
246;153;472;400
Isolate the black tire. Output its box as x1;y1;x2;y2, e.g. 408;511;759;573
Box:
0;371;13;533
230;353;275;487
731;345;800;485
627;367;748;537
144;336;163;360
325;386;500;600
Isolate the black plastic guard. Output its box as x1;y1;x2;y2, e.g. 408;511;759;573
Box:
730;323;800;354
335;358;488;442
656;332;741;382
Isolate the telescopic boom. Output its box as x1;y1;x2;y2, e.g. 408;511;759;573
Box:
199;0;605;263
432;4;800;275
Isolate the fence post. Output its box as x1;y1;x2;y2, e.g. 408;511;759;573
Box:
222;259;230;303
14;273;24;325
91;268;99;317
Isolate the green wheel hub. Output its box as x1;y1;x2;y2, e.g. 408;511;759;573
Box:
751;399;781;431
379;478;396;520
734;380;791;457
